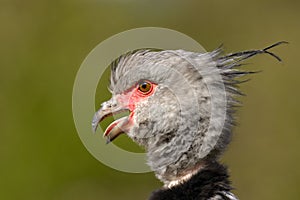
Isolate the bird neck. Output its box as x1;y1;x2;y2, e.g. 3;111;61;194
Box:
164;162;205;188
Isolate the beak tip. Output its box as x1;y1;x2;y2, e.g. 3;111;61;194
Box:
105;136;111;144
91;123;98;133
92;112;102;133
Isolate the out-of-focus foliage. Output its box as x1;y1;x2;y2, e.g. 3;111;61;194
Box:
0;0;299;199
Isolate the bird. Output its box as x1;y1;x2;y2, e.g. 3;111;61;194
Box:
92;41;286;200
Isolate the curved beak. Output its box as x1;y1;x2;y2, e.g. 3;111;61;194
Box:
92;98;130;143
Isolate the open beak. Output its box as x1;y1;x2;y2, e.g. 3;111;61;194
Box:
92;98;131;143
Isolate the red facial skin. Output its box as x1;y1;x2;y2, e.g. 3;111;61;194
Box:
102;81;157;139
117;81;157;121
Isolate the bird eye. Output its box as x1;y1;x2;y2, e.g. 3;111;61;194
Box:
138;81;152;94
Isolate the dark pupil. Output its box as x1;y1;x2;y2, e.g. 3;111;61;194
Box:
141;83;147;89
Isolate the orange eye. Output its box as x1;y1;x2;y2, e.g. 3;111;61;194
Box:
138;81;152;94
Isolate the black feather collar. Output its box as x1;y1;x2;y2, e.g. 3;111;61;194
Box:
149;162;236;200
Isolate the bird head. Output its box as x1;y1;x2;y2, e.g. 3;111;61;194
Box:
92;42;285;186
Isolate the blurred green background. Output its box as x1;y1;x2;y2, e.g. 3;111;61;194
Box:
1;0;299;199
